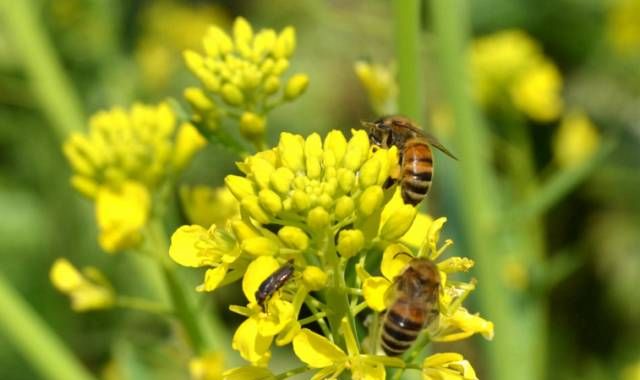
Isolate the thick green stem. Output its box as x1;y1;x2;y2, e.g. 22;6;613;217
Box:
0;0;85;139
429;1;544;379
393;0;423;122
0;273;96;380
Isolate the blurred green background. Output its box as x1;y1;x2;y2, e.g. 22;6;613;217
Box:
0;0;639;379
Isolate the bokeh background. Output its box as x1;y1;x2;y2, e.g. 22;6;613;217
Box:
0;0;639;379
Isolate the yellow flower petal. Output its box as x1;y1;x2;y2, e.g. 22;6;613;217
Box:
169;225;209;267
401;212;433;248
362;276;391;312
96;181;150;253
257;298;295;337
242;256;280;303
292;329;347;368
223;366;274;380
232;317;273;365
351;357;386;380
50;258;84;292
173;123;206;170
381;244;413;281
189;352;224;380
422;352;478;380
50;259;114;312
196;265;228;292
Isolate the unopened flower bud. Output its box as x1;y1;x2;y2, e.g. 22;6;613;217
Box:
302;266;327;290
240;112;266;140
278;226;309;251
359;186;383;216
337;229;365;258
307;207;329;231
270;167;295;194
184;87;214;112
258;189;282;214
241;196;270;224
263;76;280;94
359;156;381;188
221;83;244;106
334;196;354;220
337;169;355;192
379;204;417;241
225;175;256;200
230;219;260;242
284;74;309;101
241;237;279;256
274;26;296;58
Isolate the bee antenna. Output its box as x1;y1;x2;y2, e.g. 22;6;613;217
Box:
393;252;414;260
360;120;376;129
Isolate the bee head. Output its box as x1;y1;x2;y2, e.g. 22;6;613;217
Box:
362;117;392;148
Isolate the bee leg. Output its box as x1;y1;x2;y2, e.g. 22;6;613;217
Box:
384;161;402;189
383;177;397;189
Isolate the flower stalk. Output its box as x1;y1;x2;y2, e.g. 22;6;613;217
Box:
393;0;423;122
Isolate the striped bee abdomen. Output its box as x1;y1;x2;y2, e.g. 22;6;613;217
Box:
400;138;433;206
381;302;427;356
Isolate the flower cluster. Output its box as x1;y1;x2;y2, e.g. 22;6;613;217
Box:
183;17;309;146
169;129;493;378
63;102;206;252
470;29;563;122
49;258;114;312
354;60;398;116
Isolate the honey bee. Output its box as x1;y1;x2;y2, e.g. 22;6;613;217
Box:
381;257;440;356
255;260;295;311
365;115;457;206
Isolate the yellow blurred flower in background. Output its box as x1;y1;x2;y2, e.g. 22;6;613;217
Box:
63;102;206;253
189;352;224;380
553;109;600;168
470;29;563;122
180;185;239;227
607;0;640;55
354;60;398;115
50;258;115;312
136;1;229;91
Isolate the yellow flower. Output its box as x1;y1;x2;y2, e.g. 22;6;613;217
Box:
179;185;240;227
183;17;308;143
422;353;478;380
430;307;494;342
553;109;600;168
222;366;274;380
470;29;563;122
64;102;199;196
354;61;398;115
96;181;150;253
292;320;394;380
50;258;114;312
607;0;640;55
229;256;296;366
189;352;224;380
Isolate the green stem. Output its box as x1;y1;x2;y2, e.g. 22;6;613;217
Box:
0;273;96;380
393;0;423;122
0;0;85;139
504;139;616;229
115;296;173;316
273;365;313;380
429;1;544;380
323;238;353;350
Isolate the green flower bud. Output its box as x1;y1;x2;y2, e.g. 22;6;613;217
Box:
379;204;417;241
241;196;270;224
225;175;256;199
278;226;309;251
334;196;355;220
359;186;383;216
270;167;294;194
258;189;282;214
263;76;280;95
307;207;330;231
240;112;266;140
284;74;310;101
337;229;365;258
302;266;327;291
241;237;279;256
221;83;244;106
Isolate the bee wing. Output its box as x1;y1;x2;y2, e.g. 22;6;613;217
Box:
424;134;458;161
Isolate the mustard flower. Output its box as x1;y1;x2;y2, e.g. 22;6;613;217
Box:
607;0;640;55
179;185;240;227
470;29;563;122
189;352;225;380
50;258;115;312
552;109;600;168
422;353;478;380
183;17;308;145
63;102;206;253
354;60;398;115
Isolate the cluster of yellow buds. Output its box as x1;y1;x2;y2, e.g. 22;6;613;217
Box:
63;102;206;252
354;60;398;116
49;258;114;312
169;129;493;378
183;17;309;147
470;29;564;122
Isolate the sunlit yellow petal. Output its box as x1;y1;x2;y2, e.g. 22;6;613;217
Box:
242;256;280;303
232;317;273;365
381;244;413;281
169;225;208;267
292;329;347;368
196;265;228;292
362;277;392;312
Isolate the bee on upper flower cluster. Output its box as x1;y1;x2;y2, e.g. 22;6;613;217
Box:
365;115;457;206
